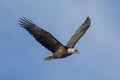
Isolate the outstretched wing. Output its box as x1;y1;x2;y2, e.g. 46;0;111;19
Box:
19;17;64;53
66;17;91;48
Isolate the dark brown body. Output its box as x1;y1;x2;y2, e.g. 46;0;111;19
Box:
52;46;72;59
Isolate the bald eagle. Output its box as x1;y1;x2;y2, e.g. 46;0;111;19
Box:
19;17;91;60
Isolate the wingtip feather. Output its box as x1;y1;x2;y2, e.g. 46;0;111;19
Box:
85;16;91;25
18;17;36;28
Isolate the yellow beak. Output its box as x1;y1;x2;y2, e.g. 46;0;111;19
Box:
74;50;79;54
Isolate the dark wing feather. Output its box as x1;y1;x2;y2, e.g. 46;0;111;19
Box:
66;17;91;48
19;17;64;53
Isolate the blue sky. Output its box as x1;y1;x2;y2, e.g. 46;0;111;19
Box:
0;0;120;80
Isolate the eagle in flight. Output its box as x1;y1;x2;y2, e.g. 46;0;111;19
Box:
19;17;91;60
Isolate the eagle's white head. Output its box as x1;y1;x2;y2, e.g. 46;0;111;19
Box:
67;48;79;54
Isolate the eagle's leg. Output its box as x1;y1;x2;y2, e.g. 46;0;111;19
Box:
44;55;56;61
